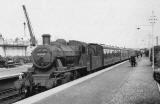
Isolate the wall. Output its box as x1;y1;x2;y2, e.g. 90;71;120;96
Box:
0;37;29;57
5;47;26;57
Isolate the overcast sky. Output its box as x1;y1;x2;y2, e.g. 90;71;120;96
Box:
0;0;160;48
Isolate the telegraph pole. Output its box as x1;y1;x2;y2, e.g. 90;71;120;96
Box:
149;11;158;71
148;34;151;58
156;36;158;45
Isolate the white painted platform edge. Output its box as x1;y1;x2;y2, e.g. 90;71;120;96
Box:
155;68;160;93
0;74;19;80
157;83;160;93
0;65;31;80
14;61;127;104
152;67;160;94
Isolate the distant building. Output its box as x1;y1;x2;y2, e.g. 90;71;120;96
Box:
0;35;30;57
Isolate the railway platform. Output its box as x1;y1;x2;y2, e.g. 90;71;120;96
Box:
15;57;160;104
0;63;32;80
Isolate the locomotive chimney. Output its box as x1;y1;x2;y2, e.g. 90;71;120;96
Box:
42;34;51;45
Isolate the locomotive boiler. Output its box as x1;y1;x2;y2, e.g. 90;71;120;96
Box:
32;35;80;70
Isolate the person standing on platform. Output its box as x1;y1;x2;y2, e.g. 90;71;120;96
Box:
130;55;137;67
140;53;143;57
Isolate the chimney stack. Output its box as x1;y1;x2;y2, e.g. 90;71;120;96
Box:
42;34;51;45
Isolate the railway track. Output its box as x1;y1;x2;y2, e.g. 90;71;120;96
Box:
0;88;23;104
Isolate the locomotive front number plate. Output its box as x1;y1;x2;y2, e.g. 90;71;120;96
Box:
37;49;48;56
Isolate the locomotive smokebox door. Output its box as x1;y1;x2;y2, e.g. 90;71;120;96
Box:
42;34;51;45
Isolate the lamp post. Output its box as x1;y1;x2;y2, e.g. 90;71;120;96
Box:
136;25;151;53
156;36;158;46
149;11;158;71
137;11;158;70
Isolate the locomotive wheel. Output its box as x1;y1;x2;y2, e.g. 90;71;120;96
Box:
73;71;78;80
19;59;24;64
62;72;71;84
20;86;30;97
20;84;33;98
73;71;80;80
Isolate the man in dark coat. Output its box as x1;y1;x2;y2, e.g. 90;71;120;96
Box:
130;55;136;67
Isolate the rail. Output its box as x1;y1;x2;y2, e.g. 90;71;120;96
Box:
0;88;23;104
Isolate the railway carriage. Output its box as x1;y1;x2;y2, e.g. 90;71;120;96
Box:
151;46;160;84
150;46;160;68
103;46;121;66
121;49;130;60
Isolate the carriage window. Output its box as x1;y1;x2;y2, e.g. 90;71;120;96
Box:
103;49;108;54
96;46;101;55
110;50;112;54
104;49;106;54
82;46;86;54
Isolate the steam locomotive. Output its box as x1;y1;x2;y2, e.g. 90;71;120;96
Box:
14;34;135;96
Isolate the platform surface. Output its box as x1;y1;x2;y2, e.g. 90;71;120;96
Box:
15;57;160;104
0;63;32;80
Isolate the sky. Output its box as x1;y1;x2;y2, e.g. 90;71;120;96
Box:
0;0;160;48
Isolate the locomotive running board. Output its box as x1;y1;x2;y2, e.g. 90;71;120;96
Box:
54;66;87;74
